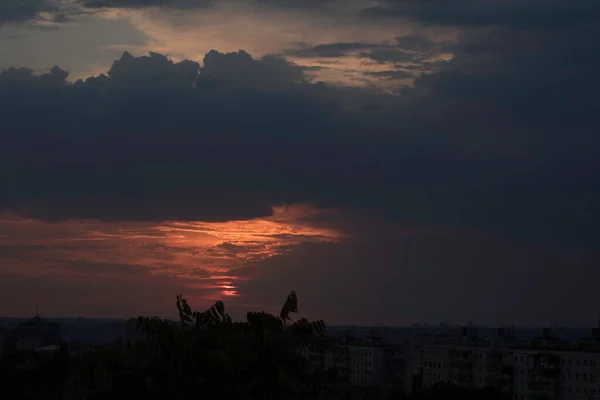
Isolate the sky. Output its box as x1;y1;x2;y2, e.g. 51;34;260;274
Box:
0;0;599;327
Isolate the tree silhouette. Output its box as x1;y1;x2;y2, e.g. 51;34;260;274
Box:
64;290;329;400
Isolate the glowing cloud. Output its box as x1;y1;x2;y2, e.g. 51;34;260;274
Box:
0;205;345;301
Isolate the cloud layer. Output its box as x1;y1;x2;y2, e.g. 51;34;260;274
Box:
361;0;600;29
0;205;342;314
2;1;600;248
0;0;50;23
1;0;600;324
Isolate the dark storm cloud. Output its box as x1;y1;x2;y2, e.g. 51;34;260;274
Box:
289;42;385;58
361;49;414;63
0;0;53;23
52;13;74;23
289;35;449;61
395;34;446;52
253;0;341;10
0;50;341;223
232;224;600;326
365;70;414;80
77;0;340;10
78;0;213;9
1;0;600;251
360;0;600;30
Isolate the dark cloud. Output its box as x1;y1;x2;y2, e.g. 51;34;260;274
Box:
365;70;414;80
78;0;213;9
361;49;414;63
395;33;446;52
360;0;600;30
0;50;337;223
288;42;385;58
288;37;449;82
2;3;600;253
0;0;51;23
0;0;80;27
289;36;449;61
77;0;342;10
232;221;600;326
252;0;343;10
201;50;307;87
52;13;74;23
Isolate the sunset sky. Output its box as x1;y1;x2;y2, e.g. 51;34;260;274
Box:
1;0;599;326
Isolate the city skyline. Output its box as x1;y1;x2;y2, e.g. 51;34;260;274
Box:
1;0;599;326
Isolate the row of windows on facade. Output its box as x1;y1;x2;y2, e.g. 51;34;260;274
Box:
425;373;495;385
515;355;600;368
514;367;598;383
562;358;598;367
514;385;598;397
351;370;373;377
563;371;597;383
351;359;373;367
565;386;597;396
427;352;599;364
350;349;373;357
427;353;599;368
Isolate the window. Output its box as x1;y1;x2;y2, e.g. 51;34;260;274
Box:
591;374;597;383
569;372;573;379
584;374;587;381
569;359;573;365
584;360;588;367
577;359;581;366
592;360;597;367
576;373;580;381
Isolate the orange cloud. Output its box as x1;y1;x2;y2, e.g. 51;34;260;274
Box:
0;205;345;305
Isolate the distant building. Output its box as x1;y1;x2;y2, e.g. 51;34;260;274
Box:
3;312;62;353
414;324;600;400
301;322;600;399
301;331;415;395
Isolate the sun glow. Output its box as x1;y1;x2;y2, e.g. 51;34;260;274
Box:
0;205;345;300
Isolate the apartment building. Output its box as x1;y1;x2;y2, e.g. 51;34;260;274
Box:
302;334;415;394
419;327;514;394
556;349;600;399
416;325;600;400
